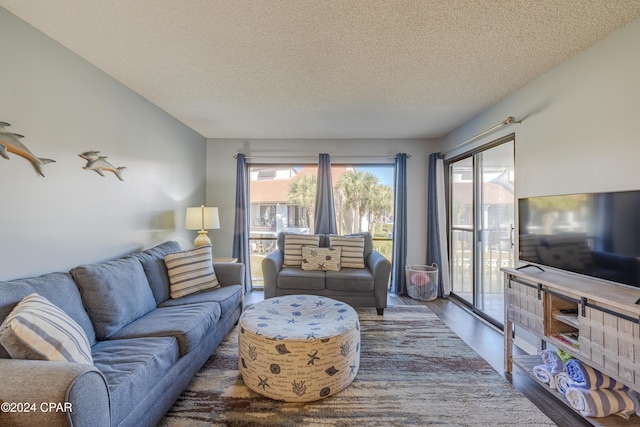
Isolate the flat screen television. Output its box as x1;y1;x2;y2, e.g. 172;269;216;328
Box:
518;190;640;289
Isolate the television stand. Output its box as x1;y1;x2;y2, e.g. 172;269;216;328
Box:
503;267;640;426
515;263;545;272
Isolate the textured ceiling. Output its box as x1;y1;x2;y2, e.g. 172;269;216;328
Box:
2;1;640;139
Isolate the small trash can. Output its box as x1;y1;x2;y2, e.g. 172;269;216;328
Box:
406;264;439;301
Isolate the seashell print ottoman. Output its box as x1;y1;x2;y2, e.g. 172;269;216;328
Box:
238;294;360;402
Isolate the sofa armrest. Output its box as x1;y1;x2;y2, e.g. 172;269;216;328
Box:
367;251;391;312
262;250;284;299
0;359;110;427
213;262;245;288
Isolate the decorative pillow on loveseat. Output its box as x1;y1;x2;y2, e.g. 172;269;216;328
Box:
329;235;366;268
301;246;341;271
0;293;93;365
282;234;321;267
71;256;157;340
164;245;220;298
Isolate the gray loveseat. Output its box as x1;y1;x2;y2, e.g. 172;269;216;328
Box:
0;241;244;427
263;232;391;314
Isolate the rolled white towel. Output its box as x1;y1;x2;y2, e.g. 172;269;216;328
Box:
533;365;557;389
565;387;639;420
556;372;573;396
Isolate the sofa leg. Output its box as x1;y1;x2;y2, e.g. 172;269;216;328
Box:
376;308;384;315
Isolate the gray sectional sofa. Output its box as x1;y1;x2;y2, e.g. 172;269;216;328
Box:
0;241;244;427
263;232;391;314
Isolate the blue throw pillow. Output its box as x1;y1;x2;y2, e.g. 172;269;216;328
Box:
71;257;156;339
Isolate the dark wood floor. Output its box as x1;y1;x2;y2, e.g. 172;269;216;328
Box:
246;290;590;427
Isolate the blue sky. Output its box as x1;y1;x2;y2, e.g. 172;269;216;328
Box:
357;165;394;187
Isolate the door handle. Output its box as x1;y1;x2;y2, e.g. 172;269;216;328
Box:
509;224;515;247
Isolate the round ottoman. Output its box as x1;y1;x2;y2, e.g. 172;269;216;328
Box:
238;294;360;402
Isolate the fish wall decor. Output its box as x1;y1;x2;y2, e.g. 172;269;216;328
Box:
79;151;126;181
0;122;55;177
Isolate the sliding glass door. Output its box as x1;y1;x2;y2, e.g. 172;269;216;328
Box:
449;136;515;327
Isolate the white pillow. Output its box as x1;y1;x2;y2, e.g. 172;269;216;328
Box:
164;245;220;298
301;246;341;271
0;293;93;365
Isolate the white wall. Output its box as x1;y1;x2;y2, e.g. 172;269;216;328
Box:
0;8;207;280
441;17;640;199
206;138;437;265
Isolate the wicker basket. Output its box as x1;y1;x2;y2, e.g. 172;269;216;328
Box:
406;264;439;301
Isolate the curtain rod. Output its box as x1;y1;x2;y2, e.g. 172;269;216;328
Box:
445;116;521;155
232;154;410;160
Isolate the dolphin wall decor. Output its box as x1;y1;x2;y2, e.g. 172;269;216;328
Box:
79;151;126;181
0;122;55;177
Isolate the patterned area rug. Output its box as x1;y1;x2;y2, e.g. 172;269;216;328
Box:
159;305;555;426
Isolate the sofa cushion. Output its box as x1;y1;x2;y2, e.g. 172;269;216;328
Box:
71;257;156;340
302;246;341;271
326;268;375;291
108;302;221;356
0;293;93;365
159;284;242;319
277;267;326;290
92;336;179;426
0;272;96;358
282;234;321;267
329;235;366;268
132;241;182;304
164;245;220;298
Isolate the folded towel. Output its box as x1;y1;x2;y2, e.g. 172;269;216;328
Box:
565;387;639;419
556;372;573;396
533;365;557;389
564;359;628;391
556;349;572;363
540;349;564;374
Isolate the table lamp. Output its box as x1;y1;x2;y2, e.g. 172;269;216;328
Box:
185;205;220;247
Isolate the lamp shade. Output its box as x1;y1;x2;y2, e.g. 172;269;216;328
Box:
185;206;220;230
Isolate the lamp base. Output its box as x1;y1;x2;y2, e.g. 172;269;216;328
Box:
194;230;212;248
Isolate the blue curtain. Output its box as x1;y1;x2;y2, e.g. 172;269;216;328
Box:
390;153;408;294
427;153;450;298
232;153;252;293
314;153;337;235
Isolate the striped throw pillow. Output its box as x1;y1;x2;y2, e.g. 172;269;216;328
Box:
282;234;321;267
329;235;366;268
0;293;93;365
164;245;220;298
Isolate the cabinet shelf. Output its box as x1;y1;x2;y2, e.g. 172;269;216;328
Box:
549;334;579;351
552;313;579;329
512;355;640;427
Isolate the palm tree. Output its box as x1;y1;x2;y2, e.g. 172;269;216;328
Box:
288;174;316;232
368;184;394;234
337;170;378;233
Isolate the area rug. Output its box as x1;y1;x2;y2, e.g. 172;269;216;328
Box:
159;305;555;426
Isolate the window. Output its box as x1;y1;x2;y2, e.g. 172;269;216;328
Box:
248;163;394;287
